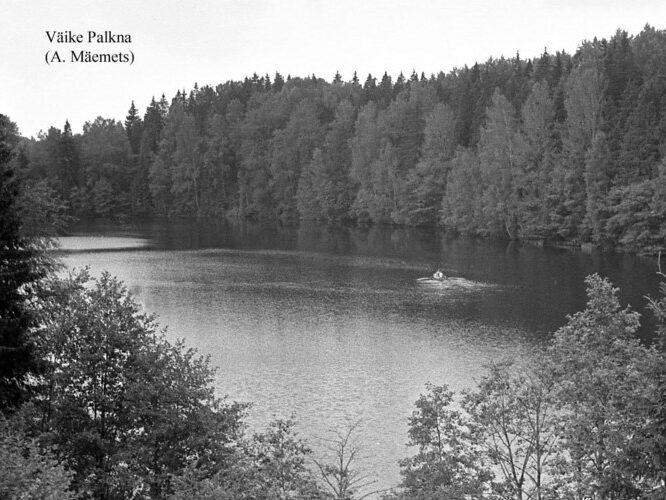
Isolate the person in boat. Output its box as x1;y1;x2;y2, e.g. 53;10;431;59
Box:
433;269;444;280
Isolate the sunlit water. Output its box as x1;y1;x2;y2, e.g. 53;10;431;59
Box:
57;218;661;495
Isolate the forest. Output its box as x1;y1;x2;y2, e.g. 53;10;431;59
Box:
3;24;666;499
2;110;666;498
13;25;666;253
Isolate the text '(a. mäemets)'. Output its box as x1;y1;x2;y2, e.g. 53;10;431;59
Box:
44;30;134;65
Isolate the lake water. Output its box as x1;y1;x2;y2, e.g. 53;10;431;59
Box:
58;218;661;495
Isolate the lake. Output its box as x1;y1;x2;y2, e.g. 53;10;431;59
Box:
58;218;661;495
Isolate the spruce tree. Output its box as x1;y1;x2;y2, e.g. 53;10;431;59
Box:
124;100;143;155
56;120;81;200
0;115;49;411
273;72;285;92
125;101;149;213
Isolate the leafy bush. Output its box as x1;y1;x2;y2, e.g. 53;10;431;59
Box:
0;419;74;500
23;269;246;498
391;274;666;499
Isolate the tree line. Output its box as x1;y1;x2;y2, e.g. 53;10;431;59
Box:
2;112;666;498
14;25;666;252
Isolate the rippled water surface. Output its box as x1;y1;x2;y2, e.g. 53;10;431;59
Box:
58;218;661;494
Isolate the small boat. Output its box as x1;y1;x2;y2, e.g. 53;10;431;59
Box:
417;275;496;291
417;270;448;284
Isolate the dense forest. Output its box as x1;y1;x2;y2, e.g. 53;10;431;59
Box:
3;21;666;493
13;25;666;252
3;110;666;497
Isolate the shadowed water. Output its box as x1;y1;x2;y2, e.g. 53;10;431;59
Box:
58;218;661;494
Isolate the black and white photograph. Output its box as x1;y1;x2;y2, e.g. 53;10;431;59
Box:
2;1;666;498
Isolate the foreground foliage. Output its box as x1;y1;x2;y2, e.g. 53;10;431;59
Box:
0;419;74;499
388;274;666;500
2;268;335;499
1;243;665;498
21;270;247;498
171;418;327;499
0;114;55;412
5;112;666;496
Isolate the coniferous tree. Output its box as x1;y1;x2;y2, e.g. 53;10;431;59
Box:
139;97;166;213
394;72;406;96
10;25;666;251
124;101;150;213
124;101;143;155
0;115;50;411
377;72;394;108
56;121;82;208
363;73;377;104
273;72;285;92
455;64;482;147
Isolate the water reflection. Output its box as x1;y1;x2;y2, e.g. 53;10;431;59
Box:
59;218;662;494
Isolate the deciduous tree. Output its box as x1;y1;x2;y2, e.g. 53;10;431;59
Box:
28;270;246;498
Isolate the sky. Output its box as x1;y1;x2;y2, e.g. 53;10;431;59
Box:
1;0;665;138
